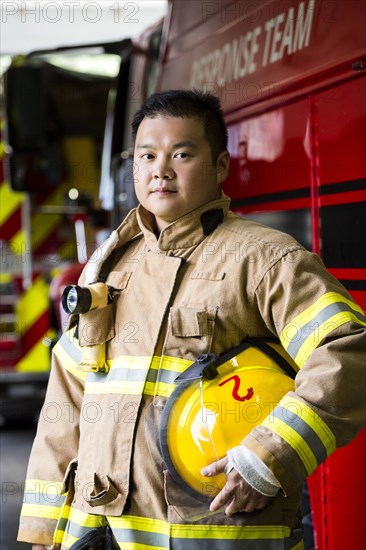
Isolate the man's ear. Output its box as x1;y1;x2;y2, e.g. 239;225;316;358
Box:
216;150;230;184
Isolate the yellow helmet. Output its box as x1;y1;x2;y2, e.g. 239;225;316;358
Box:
160;340;298;500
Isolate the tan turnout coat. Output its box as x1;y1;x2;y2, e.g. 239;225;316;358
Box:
19;195;366;549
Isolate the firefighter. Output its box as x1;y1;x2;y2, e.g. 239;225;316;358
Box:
19;90;366;550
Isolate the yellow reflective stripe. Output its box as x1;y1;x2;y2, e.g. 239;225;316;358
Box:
150;355;191;372
66;506;105;527
53;504;71;544
108;515;291;540
54;505;106;546
20;502;61;520
57;534;78;549
144;380;171;397
85;355;192;396
114;545;164;550
281;292;366;367
24;479;63;493
104;355;191;374
53;341;86;381
86;380;145;395
262;416;317;475
295;310;365;367
291;541;305;550
280;395;336;457
0;180;24;224
171;523;291;540
53;332;86;382
147;355;192;397
108;515;170;534
282;292;364;332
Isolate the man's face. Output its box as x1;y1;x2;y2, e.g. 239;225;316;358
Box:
133;115;229;232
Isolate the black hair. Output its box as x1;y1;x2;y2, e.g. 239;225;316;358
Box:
131;89;228;163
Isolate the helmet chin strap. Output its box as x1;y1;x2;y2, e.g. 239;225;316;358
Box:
174;338;297;384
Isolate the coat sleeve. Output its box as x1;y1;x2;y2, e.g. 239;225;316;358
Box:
17;328;85;544
242;249;366;496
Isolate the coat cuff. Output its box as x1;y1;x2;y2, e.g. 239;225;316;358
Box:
18;515;56;544
241;431;306;496
227;445;282;496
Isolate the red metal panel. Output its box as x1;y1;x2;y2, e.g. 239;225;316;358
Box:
308;75;366;550
309;429;366;550
318;76;366;186
224;98;310;204
161;0;366;114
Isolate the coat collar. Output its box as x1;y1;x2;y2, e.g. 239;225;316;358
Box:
83;193;230;283
136;193;231;252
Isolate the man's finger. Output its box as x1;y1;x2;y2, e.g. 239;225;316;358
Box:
201;456;227;477
225;495;255;515
209;478;237;512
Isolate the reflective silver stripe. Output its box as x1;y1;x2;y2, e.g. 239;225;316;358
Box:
86;368;147;384
112;527;169;548
108;517;301;549
110;528;300;550
23;492;65;507
56;518;105;539
57;330;82;363
273;406;327;466
172;539;293;550
55;515;68;534
86;366;181;386
147;367;182;386
285;301;365;360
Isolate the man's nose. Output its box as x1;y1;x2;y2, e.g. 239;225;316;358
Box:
152;158;174;180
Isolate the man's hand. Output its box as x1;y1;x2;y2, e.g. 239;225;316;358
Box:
201;456;271;516
32;545;46;550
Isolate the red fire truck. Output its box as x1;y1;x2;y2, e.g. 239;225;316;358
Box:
1;0;365;547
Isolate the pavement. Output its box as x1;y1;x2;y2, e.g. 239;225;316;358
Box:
0;422;36;550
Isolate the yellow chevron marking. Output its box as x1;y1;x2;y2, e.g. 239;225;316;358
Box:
0;139;6;156
9;228;26;255
16;338;51;372
16;276;49;329
15;276;51;372
31;212;62;250
0;180;24;225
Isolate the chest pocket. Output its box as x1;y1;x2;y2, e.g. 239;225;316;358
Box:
164;305;218;361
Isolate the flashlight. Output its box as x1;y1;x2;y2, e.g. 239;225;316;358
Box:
61;282;115;315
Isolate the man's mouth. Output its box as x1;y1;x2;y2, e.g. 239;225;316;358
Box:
152;187;177;195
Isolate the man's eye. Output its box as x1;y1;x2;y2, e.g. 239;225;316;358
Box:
175;152;190;159
142;153;154;160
